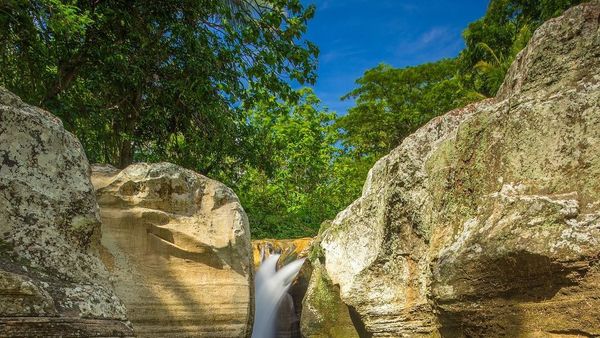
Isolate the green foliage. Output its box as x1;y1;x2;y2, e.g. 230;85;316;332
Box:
460;0;582;96
236;88;358;238
0;0;318;175
0;0;585;240
337;59;481;158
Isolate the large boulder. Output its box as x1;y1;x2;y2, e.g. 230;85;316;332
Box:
300;232;361;338
0;88;132;336
307;2;600;337
92;162;254;337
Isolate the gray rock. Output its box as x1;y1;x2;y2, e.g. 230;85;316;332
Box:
300;257;360;338
0;88;132;336
307;2;600;336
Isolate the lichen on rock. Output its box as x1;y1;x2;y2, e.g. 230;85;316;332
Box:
300;231;361;338
0;87;132;336
304;2;600;337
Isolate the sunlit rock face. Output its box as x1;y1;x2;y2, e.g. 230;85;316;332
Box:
92;162;254;337
0;88;132;336
307;2;600;337
253;237;313;338
252;238;313;268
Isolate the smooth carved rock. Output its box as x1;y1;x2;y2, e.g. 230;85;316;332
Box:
0;88;132;336
92;162;254;337
309;2;600;337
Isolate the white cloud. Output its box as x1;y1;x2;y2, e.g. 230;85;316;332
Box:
419;27;449;45
320;48;366;63
393;26;463;59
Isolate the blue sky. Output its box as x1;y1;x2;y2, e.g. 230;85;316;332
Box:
300;0;489;115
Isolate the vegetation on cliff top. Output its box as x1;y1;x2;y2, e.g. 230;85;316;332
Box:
0;0;583;238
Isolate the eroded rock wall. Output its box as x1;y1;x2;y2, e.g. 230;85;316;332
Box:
92;162;254;337
299;225;362;338
0;88;132;336
307;2;600;337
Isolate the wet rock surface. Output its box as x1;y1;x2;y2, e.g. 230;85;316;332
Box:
253;237;313;268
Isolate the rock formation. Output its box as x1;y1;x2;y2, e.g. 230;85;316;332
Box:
301;253;360;338
253;237;313;338
0;88;132;336
304;1;600;337
92;162;254;337
253;237;313;268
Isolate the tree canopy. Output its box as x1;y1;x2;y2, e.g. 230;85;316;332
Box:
337;0;583;163
236;89;348;238
337;59;481;157
0;0;318;174
0;0;586;239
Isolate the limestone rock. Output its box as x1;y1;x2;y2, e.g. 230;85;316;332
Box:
300;258;361;338
253;237;314;337
92;162;254;337
309;2;600;337
0;88;132;336
252;237;314;268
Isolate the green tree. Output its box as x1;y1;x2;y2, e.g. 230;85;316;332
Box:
471;25;531;96
337;59;480;158
460;0;583;96
236;88;356;238
0;0;318;175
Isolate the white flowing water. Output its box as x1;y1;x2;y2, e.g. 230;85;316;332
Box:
252;254;305;338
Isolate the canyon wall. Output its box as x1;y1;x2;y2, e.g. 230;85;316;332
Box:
304;1;600;336
92;162;254;337
0;88;132;336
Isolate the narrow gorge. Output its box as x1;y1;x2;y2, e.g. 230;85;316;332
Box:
0;1;599;337
302;2;600;337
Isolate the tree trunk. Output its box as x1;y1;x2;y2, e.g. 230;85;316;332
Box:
118;140;133;169
116;89;142;169
116;113;137;169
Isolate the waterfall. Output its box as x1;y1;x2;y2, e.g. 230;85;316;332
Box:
252;254;305;338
